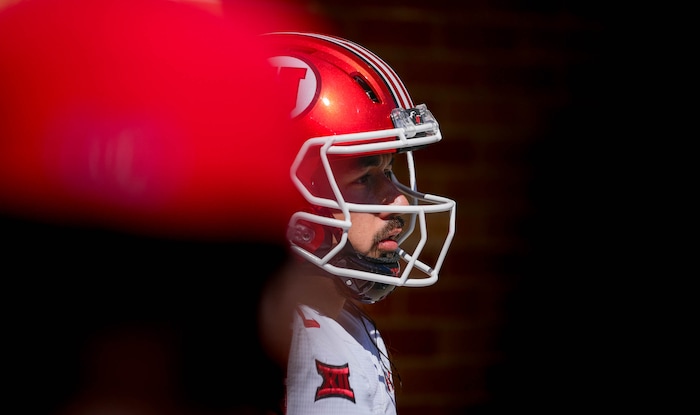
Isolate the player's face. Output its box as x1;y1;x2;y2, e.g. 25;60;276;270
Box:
329;154;409;259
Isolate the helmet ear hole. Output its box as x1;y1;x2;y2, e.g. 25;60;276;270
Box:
351;73;380;103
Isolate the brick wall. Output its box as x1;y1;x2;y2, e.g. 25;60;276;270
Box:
284;1;610;414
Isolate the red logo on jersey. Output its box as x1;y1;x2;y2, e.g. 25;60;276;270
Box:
314;360;355;403
385;369;394;393
295;306;320;328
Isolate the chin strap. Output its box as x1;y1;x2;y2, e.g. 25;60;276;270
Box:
334;250;400;277
330;245;400;304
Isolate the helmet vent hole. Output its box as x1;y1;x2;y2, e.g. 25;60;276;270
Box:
352;74;380;103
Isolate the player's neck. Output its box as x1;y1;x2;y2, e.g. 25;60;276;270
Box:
302;273;347;320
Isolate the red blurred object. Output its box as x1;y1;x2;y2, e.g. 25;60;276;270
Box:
0;0;309;241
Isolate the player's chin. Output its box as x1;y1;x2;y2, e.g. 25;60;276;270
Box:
374;249;399;262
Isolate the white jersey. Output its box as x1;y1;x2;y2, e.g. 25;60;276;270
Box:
285;304;397;415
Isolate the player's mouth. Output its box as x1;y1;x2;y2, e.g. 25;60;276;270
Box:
378;239;399;251
377;228;402;252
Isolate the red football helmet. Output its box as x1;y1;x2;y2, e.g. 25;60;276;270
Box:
263;32;456;303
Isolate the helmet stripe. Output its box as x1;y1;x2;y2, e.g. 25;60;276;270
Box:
280;32;414;109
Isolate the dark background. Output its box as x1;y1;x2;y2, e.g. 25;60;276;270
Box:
2;0;636;414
